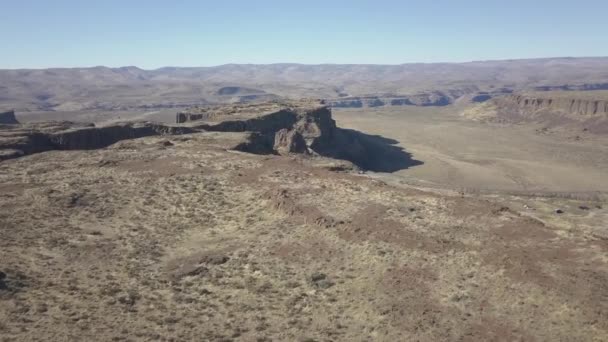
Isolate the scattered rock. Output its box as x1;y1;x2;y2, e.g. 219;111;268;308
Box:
555;209;564;214
310;272;334;289
492;206;511;215
310;273;326;282
0;271;6;290
182;266;209;278
98;159;118;167
117;291;140;306
66;192;87;208
579;205;590;210
159;140;174;147
200;255;230;265
314;216;340;228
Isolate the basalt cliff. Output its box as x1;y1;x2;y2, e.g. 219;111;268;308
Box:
1;101;418;171
463;91;608;133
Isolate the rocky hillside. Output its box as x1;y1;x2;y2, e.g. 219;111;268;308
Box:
463;91;608;134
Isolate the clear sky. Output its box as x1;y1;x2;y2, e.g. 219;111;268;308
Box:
1;0;607;69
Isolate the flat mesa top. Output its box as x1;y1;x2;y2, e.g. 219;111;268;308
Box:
519;90;608;100
179;99;327;122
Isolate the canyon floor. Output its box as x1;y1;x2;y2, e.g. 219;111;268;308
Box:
1;104;607;341
334;106;608;193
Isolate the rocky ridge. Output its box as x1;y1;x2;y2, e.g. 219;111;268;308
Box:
0;110;19;125
176;100;420;171
463;91;608;133
508;94;608;116
1;101;419;172
0;121;195;161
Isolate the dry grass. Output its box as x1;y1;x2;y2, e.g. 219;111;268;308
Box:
0;130;607;341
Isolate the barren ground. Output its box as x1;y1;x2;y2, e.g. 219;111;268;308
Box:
333;106;608;193
1;104;607;341
0;123;607;341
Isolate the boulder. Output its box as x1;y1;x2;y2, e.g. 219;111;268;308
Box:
273;129;307;155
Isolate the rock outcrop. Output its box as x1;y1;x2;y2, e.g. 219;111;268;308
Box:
328;92;452;108
0;110;19;125
533;83;608;92
463;91;608;134
2;100;421;172
181;100;421;172
176;112;209;124
508;94;608;116
198;104;336;155
273;129;307;155
0;121;195;161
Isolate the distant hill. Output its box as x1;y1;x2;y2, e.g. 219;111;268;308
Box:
2;57;608;111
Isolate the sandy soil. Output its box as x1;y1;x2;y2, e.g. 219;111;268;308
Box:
334;106;608;193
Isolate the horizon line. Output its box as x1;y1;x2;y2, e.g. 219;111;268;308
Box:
2;56;608;71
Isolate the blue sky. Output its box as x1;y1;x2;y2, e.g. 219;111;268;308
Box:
1;0;607;69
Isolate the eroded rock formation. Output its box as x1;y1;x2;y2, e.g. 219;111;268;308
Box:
273;128;307;155
329;93;452;108
0;121;195;161
183;100;421;171
463;92;608;134
509;95;608;115
0;110;19;125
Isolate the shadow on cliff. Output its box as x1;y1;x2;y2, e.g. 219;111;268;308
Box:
314;128;424;173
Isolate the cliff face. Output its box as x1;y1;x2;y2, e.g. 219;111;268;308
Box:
182;101;420;171
0;110;19;125
329;93;452;108
176;112;209;124
509;95;608;115
200;105;337;156
463;91;608;134
2;101;420;172
0;121;195;161
327;89;511;108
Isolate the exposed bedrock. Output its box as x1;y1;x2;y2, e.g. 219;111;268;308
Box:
0;121;196;161
199;103;422;172
533;83;608;92
465;93;608;134
48;122;195;149
0;110;19;125
329;93;452;108
510;95;608;115
176;112;208;124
